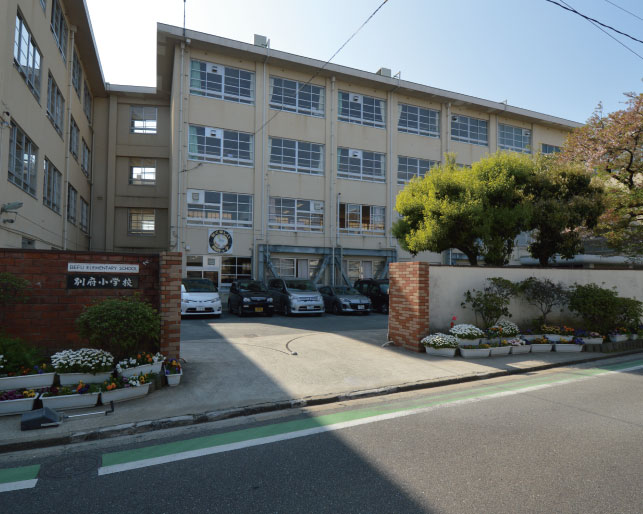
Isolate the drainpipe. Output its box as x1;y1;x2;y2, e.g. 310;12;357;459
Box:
446;102;451;155
88;98;95;250
388;72;400;249
259;47;269;279
336;191;341;284
62;27;76;250
330;76;336;284
176;40;186;252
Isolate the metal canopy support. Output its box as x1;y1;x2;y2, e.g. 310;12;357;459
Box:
312;254;330;284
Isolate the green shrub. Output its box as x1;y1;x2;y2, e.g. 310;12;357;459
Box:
0;272;30;323
0;334;44;374
614;297;643;333
461;277;517;329
517;277;568;325
567;283;621;334
76;296;160;359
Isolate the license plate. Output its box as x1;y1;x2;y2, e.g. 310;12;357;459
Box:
358;305;364;310
255;307;263;312
196;307;205;312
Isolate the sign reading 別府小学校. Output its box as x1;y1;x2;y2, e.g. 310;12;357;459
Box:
67;275;139;289
67;263;139;273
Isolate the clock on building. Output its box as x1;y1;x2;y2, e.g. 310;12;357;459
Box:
208;229;233;254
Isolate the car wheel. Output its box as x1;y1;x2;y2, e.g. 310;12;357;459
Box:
332;303;341;315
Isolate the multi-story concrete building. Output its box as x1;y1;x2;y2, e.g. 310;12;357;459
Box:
2;2;582;288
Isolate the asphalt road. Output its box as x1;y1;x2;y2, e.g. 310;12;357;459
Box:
1;357;642;514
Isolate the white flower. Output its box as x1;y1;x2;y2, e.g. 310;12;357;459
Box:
491;320;520;337
449;324;484;339
422;333;459;349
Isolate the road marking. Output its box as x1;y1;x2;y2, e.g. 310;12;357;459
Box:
0;465;39;493
99;359;643;476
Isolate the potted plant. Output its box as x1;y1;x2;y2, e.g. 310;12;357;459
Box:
519;328;542;342
40;382;101;410
0;388;37;416
151;352;164;374
529;336;553;353
540;325;561;342
608;327;629;343
554;337;584;353
51;348;115;385
421;333;459;357
488;340;511;356
164;358;183;386
574;330;603;344
449;324;484;346
459;343;491;358
0;336;55;390
116;352;156;378
487;320;520;343
508;338;531;355
485;325;503;343
100;374;151;403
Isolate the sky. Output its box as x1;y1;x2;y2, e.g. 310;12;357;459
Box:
85;0;643;123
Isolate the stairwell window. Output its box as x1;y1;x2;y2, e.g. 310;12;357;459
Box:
269;138;324;175
188;125;253;167
14;13;42;100
269;77;325;117
8;122;38;197
130;106;157;134
398;104;439;137
83;80;92;122
339;203;385;235
43;158;62;214
397;156;438;185
128;208;155;235
81;139;90;176
190;60;254;104
269;197;324;232
129;158;156;185
69;117;79;159
50;0;67;60
338;92;385;128
338;148;385;182
72;47;82;98
451;114;488;146
498;123;531;153
67;184;77;224
80;198;89;233
186;189;253;229
46;73;65;135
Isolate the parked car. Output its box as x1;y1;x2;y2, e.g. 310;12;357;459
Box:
228;279;274;317
353;278;389;314
181;278;222;317
318;285;371;315
268;278;324;316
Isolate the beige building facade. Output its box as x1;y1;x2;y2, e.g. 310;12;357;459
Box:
1;4;581;288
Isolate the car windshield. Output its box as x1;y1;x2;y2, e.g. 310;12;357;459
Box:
182;278;217;293
285;280;317;292
379;283;389;294
238;280;267;292
334;286;360;295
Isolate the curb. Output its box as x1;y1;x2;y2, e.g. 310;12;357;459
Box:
2;349;641;454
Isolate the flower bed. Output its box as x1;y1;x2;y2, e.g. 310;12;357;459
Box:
101;374;152;403
52;348;115;385
0;389;37;416
421;333;459;357
449;324;484;345
164;358;183;386
40;383;101;410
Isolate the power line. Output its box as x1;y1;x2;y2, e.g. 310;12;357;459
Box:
545;0;643;44
603;0;643;23
253;0;390;137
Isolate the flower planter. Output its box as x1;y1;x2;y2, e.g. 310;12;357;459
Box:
608;334;628;343
459;348;490;358
166;371;183;387
424;347;457;357
544;334;561;342
580;337;603;345
119;364;153;378
520;335;542;342
510;345;531;355
554;344;583;353
456;337;481;346
485;337;501;345
41;392;100;410
101;382;150;404
0;372;55;391
558;337;574;343
59;372;113;385
151;362;163;374
530;344;553;353
0;397;35;416
629;334;638;341
489;346;511;356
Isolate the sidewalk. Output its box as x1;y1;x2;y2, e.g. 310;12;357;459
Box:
1;328;641;453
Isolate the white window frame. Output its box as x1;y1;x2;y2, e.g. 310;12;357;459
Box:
72;46;82;97
46;72;65;135
81;139;90;176
186;189;253;229
268;137;324;175
67;184;77;224
269;76;325;117
541;143;561;155
398;103;439;137
8;121;38;197
397;156;438;185
338;91;385;128
130;106;157;134
190;59;255;104
69;117;79;159
129;158;157;185
80;197;89;233
498;123;531;154
269;197;324;232
83;80;92;123
128;208;155;235
451;114;488;146
339;203;385;235
43;158;62;214
14;13;42;100
188;125;254;167
338;148;386;183
221;257;252;286
50;0;67;60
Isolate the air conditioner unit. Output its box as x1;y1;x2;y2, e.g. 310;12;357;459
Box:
208;128;222;138
350;93;362;103
312;201;324;212
208;63;221;74
188;189;204;203
349;149;362;159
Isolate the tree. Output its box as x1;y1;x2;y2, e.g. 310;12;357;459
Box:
562;92;642;258
517;277;567;325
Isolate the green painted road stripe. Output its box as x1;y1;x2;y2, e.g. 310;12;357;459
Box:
0;465;40;485
102;358;643;469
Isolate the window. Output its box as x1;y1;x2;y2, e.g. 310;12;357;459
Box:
338;148;386;182
397;156;438;185
186;189;253;228
271;258;295;278
498;123;531;153
269;77;325;117
81;139;90;176
542;143;561;154
50;0;67;60
269;197;324;232
221;257;252;285
130;106;157;134
83;80;92;122
72;47;82;97
46;73;65;134
129;158;156;185
398;104;439;137
67;184;77;224
339;203;385;234
190;60;254;104
128;208;155;235
188;126;253;166
451;114;488;146
69;117;79;159
14;13;42;99
269;138;324;175
338;92;385;128
80;198;89;233
8;122;38;196
43;158;61;213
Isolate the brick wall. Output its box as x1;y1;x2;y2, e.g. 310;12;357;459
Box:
0;249;181;357
388;262;430;352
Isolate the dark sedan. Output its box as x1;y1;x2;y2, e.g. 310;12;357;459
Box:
318;285;371;315
227;280;275;317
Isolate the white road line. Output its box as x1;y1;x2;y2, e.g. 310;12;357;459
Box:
0;479;38;493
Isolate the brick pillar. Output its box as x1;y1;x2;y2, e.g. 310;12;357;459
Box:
388;261;430;352
159;252;182;358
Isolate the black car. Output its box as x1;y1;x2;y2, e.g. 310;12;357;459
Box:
227;280;275;317
318;285;371;315
353;279;389;314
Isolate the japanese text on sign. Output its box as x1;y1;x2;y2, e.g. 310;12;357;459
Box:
66;274;139;289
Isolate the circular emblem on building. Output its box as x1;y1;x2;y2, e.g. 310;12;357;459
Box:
208;229;233;254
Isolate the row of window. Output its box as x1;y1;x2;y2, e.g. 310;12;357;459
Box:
7;121;89;232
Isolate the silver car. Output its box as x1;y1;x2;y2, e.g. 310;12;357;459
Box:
268;278;324;316
318;285;371;315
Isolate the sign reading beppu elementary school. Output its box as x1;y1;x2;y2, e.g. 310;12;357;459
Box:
67;275;139;289
67;263;139;273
